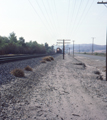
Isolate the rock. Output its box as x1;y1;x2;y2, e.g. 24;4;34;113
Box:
94;71;101;75
2;103;9;107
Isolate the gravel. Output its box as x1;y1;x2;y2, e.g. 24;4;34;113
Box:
0;55;58;85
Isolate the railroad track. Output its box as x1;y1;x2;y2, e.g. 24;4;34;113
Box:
0;54;56;64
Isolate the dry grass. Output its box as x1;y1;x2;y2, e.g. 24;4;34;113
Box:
11;68;25;77
42;56;54;61
48;56;54;60
42;56;51;61
41;60;46;63
25;66;33;71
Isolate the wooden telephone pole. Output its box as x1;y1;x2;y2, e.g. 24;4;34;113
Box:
97;1;107;81
92;37;95;55
57;39;71;59
73;40;75;57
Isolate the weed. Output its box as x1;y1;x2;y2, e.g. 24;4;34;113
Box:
42;56;51;61
25;66;33;71
49;56;54;60
41;60;46;63
11;68;25;77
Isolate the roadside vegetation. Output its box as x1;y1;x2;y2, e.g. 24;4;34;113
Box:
11;68;25;77
0;32;54;55
40;56;54;63
42;56;54;61
82;52;106;56
24;66;33;71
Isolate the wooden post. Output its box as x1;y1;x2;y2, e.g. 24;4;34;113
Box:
106;28;107;81
63;39;64;59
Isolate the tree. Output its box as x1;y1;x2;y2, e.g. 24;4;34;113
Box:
19;37;26;47
45;42;49;50
9;32;17;43
19;37;25;43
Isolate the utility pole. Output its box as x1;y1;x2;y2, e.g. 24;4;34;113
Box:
92;37;95;55
79;44;80;53
57;39;71;59
69;48;70;55
73;40;75;57
63;40;64;59
106;28;107;81
97;1;107;81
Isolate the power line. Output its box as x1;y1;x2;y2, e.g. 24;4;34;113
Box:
71;0;82;35
68;0;76;36
47;0;57;34
35;0;55;36
52;0;59;36
104;4;107;8
41;0;56;34
73;0;89;34
28;0;54;38
66;0;71;35
72;0;94;36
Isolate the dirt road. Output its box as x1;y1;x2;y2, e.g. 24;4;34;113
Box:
1;54;107;120
25;55;107;120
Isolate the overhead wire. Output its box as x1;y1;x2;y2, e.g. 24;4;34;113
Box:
35;0;55;36
73;0;94;36
71;0;82;35
66;0;71;36
68;0;76;37
104;4;107;8
28;0;54;38
47;0;57;34
52;0;59;36
41;0;55;34
70;0;90;37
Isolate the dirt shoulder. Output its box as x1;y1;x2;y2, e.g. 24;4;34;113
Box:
0;54;107;120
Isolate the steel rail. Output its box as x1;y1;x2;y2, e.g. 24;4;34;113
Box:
0;53;56;64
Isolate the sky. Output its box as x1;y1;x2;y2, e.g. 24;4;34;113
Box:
0;0;107;46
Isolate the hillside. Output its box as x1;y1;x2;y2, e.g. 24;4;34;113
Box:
65;44;106;53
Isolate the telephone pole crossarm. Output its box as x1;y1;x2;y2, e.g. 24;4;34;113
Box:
57;39;71;59
97;2;107;4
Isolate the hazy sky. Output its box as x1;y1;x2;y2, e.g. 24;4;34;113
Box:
0;0;107;46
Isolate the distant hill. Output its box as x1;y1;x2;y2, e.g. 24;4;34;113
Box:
65;44;106;53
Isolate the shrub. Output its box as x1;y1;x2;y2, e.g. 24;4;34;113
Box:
48;56;54;60
40;60;46;63
95;52;98;55
25;66;33;71
11;68;24;77
42;56;51;61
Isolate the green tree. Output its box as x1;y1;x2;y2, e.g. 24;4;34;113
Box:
19;37;26;47
9;32;17;43
19;37;25;43
45;42;49;50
